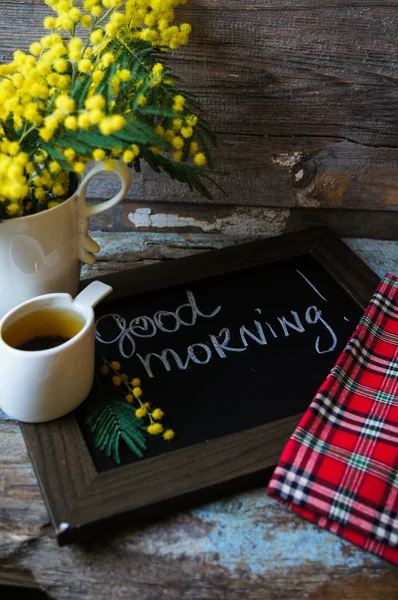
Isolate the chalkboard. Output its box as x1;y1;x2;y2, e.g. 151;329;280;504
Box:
21;228;381;545
77;252;363;471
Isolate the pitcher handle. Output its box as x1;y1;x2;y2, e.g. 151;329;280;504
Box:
76;161;132;264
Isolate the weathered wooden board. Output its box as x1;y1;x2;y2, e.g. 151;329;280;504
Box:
0;1;397;230
83;136;398;210
88;200;398;240
1;234;398;600
80;233;398;280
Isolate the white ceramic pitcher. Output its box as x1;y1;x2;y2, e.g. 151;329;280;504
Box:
0;161;131;317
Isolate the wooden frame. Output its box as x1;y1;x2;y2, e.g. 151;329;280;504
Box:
21;227;380;545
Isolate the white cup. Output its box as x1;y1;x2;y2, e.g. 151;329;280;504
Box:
0;280;112;423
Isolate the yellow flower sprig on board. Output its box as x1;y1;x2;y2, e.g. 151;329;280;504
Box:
84;356;175;464
101;358;175;441
0;0;221;220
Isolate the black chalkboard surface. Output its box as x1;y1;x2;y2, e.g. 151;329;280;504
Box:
77;252;363;471
21;228;381;545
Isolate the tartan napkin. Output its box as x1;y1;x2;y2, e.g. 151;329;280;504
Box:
268;273;398;565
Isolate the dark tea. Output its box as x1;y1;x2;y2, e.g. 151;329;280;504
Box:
3;307;86;351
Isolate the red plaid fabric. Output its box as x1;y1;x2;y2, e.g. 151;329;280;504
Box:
268;274;398;565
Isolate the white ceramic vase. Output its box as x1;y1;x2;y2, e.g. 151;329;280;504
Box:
0;161;131;318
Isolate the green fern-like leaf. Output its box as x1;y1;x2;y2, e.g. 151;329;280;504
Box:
85;376;147;464
40;142;71;171
140;148;224;200
71;74;92;110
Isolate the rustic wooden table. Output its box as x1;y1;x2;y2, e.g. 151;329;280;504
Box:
1;232;397;600
1;0;397;595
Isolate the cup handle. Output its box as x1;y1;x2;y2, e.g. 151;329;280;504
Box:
74;280;113;309
76;161;132;265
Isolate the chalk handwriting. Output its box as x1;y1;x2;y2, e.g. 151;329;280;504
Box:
95;271;339;379
132;304;338;378
277;311;305;336
209;327;247;359
296;270;328;302
95;290;222;359
305;306;337;354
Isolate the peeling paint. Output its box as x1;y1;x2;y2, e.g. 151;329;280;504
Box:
193;496;382;574
121;491;382;576
294;169;305;183
295;179;320;207
129;208;212;231
345;238;398;278
128;207;291;236
271;151;303;169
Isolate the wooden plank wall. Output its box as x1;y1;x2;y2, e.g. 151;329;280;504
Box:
1;0;397;239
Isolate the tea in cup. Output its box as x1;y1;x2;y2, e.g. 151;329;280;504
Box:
0;280;112;423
